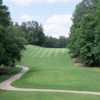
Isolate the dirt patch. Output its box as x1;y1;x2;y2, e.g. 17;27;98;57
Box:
72;58;84;67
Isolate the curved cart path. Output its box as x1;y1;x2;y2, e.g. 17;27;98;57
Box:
0;66;100;96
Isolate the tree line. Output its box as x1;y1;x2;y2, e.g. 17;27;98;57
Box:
12;21;68;48
43;36;68;48
69;0;100;66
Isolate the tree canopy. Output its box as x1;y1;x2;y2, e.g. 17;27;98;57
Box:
14;21;68;48
0;0;25;67
20;21;45;46
43;36;68;48
69;0;100;66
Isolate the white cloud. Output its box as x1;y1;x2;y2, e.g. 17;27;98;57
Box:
13;14;33;24
20;14;33;21
10;0;82;6
11;0;34;6
11;0;69;6
43;14;72;38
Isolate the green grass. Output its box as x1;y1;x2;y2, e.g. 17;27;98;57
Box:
1;91;100;100
1;45;100;100
13;45;100;92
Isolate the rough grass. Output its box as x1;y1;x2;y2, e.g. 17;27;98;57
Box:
13;45;100;92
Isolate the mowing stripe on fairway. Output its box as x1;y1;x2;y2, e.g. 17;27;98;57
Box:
54;49;60;57
24;47;36;57
46;49;55;57
51;49;57;57
42;49;51;58
28;48;37;57
61;49;66;54
39;49;49;58
24;46;66;58
35;48;47;58
32;48;42;58
29;47;40;57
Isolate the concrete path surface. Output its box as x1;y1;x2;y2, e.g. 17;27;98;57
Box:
0;66;100;96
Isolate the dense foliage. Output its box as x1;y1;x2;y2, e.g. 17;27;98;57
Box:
15;22;68;48
20;21;45;46
0;0;25;67
69;0;100;66
43;36;68;48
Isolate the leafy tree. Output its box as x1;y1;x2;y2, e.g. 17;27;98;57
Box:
58;36;68;48
43;36;68;48
69;0;100;66
0;0;25;67
0;0;10;27
20;21;45;46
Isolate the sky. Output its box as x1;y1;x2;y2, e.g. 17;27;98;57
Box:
3;0;82;38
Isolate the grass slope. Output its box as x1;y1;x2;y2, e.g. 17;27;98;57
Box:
13;45;100;92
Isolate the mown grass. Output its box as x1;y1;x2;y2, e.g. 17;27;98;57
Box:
13;45;100;92
0;91;100;100
1;45;100;100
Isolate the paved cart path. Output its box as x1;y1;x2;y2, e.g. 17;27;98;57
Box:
0;66;100;96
